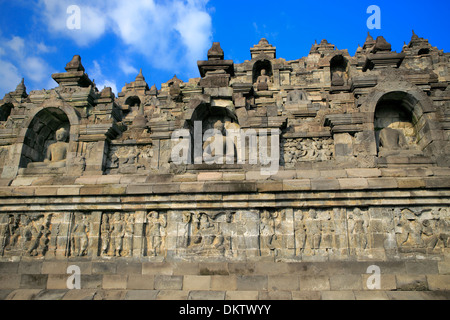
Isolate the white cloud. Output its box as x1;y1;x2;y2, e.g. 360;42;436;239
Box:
119;60;139;76
38;0;213;76
0;59;22;96
89;60;118;96
174;2;212;66
6;36;25;57
36;42;56;53
23;57;52;83
0;35;56;97
39;0;108;47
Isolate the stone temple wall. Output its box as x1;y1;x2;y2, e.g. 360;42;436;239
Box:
0;32;449;300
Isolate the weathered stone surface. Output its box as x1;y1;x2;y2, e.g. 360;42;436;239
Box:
0;33;448;300
0;274;21;289
353;291;389;300
154;275;183;290
396;275;428;291
20;275;48;289
225;291;259;300
236;276;268;291
102;275;128;290
183;275;211;290
321;291;356;300
426;275;450;290
299;275;330;291
125;290;159;300
268;275;300;291
5;289;44;300
188;290;225;300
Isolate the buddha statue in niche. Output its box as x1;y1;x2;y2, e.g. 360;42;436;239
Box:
28;127;70;168
202;119;239;164
256;69;270;91
45;127;69;163
203;119;227;162
377;126;421;157
379;127;407;151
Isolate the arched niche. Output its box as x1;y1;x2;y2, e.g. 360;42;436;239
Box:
252;59;273;85
187;103;239;164
0;103;13;122
125;96;141;108
418;48;430;56
123;95;141;119
374;91;425;154
330;55;348;86
19;107;71;168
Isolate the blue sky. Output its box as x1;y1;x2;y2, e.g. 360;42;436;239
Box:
0;0;449;98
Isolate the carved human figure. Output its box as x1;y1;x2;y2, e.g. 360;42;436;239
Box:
407;219;423;247
37;215;52;256
349;208;368;252
27;215;51;256
203;120;227;163
304;209;321;254
294;210;306;256
321;211;335;249
189;212;224;254
5;215;19;251
147;211;167;256
111;212;125;257
180;212;192;248
436;213;449;248
286;90;308;104
421;220;438;249
45;127;70;162
26;218;40;256
123;215;134;257
197;213;213;247
71;215;89;257
396;209;423;248
19;215;32;252
395;209;409;245
379;127;407;151
256;69;270;90
51;223;61;256
101;214;111;255
318;139;333;161
260;210;276;252
0;215;8;255
331;70;345;86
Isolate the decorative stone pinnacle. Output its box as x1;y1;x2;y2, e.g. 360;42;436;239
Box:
65;55;85;72
136;68;145;81
207;42;224;60
259;38;269;46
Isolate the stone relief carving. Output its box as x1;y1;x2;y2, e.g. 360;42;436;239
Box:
348;208;370;254
286;90;309;105
283;138;333;165
178;211;233;257
106;145;153;174
259;209;284;257
145;211;167;257
0;213;53;257
0;207;448;260
394;207;449;252
69;213;91;257
101;212;135;257
0;146;9;175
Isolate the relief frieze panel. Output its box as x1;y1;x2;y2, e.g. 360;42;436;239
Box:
0;206;448;261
